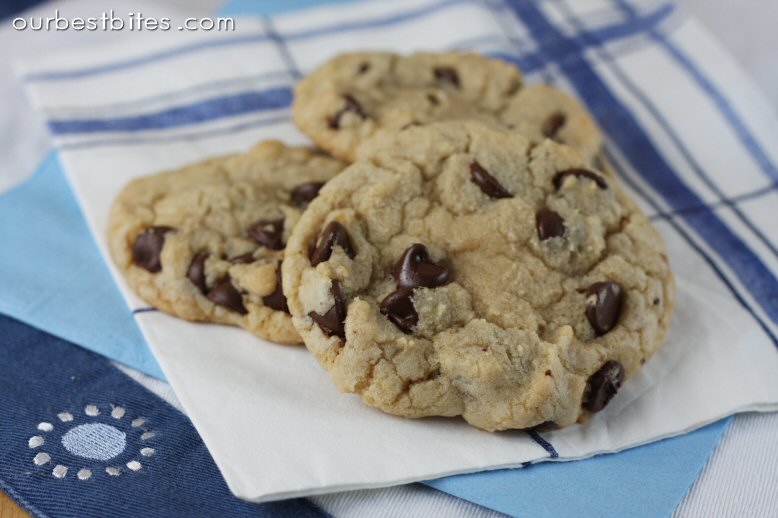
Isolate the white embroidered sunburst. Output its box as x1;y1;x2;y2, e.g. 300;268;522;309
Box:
29;404;156;480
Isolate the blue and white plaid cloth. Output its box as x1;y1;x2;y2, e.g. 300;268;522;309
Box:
2;0;778;516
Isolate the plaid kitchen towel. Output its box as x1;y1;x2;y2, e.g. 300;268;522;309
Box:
9;0;778;508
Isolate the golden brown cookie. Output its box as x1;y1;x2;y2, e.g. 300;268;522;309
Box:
283;122;674;430
108;141;346;344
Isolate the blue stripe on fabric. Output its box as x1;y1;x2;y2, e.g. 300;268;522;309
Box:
0;313;328;518
614;0;778;184
505;0;778;331
262;17;303;80
527;430;559;459
552;0;778;264
648;184;778;221
59;114;292;151
24;32;271;82
48;87;292;134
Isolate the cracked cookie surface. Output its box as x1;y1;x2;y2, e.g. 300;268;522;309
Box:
283;122;674;430
108;141;346;344
293;51;603;164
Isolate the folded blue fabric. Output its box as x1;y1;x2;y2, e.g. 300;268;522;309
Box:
0;314;326;518
0;153;163;379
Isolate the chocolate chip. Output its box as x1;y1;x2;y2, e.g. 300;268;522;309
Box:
536;207;566;240
249;219;284;250
262;262;289;313
228;252;256;265
309;281;347;339
380;287;418;334
427;93;440;106
208;276;247;315
132;226;174;273
187;252;209;293
327;94;366;129
393;244;452;289
542;112;566;140
585;282;623;335
358;62;370;74
583;360;625;412
310;221;356;266
553;168;608;190
434;67;459;88
290;182;325;207
470;161;513;199
545;370;552;377
653;297;660;306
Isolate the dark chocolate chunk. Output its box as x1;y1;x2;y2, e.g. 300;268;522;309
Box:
380;287;418;334
553;168;608;190
470;161;513;199
583;360;625;412
310;221;356;266
290;182;325;207
434;67;460;88
327;94;366;129
262;262;289;313
393;244;452;289
207;276;247;315
228;252;256;265
536;207;566;240
309;281;347;339
249;219;284;250
187;252;209;293
585;282;623;335
132;226;174;273
541;112;566;140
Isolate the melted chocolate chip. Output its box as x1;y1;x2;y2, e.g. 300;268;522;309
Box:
553;168;608;190
290;182;325;207
541;112;566;140
262;262;289;313
536;207;566;240
393;244;452;289
583;360;625;412
470;161;513;199
309;281;347;339
434;67;460;88
228;252;256;265
585;282;623;335
380;287;418;334
327;94;367;129
249;219;284;250
132;226;174;273
187;252;209;293
208;276;247;315
310;221;356;266
358;62;370;74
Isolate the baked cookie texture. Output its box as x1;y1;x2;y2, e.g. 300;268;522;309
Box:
108;141;346;344
293;51;602;164
283;122;674;431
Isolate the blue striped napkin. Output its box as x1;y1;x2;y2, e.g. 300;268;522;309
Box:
5;0;778;513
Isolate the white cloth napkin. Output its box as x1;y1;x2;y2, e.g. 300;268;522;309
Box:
18;0;778;502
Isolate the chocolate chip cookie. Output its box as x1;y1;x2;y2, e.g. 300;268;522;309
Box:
293;51;602;164
108;141;346;344
282;122;674;430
